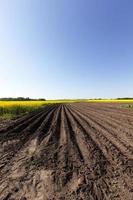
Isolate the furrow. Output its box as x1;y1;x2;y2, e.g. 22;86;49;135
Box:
71;104;133;160
72;105;133;153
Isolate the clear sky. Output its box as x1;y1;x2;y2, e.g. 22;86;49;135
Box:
0;0;133;99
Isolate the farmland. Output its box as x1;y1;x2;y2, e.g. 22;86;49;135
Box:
0;102;133;200
0;99;133;119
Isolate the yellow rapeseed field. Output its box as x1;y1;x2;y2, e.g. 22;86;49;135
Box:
0;99;133;109
88;99;133;103
0;100;76;118
0;101;48;118
0;99;133;119
0;101;46;108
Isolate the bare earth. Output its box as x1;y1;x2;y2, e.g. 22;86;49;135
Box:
0;103;133;200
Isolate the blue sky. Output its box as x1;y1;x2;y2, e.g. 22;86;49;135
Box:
0;0;133;99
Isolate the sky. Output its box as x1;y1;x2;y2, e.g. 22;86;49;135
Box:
0;0;133;99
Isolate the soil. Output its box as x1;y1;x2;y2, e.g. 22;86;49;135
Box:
0;103;133;200
0;119;13;129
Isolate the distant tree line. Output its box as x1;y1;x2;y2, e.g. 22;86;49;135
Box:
116;97;133;100
0;97;46;101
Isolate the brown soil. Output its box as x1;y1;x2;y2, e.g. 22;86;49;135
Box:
0;119;13;129
0;103;133;200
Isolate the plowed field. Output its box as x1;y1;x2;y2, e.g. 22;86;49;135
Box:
0;103;133;200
